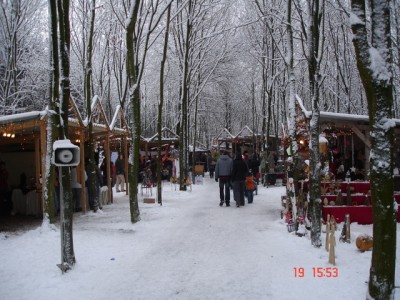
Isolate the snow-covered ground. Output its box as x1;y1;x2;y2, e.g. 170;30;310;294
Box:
0;176;399;300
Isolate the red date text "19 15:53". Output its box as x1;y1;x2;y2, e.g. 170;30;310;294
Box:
293;267;339;278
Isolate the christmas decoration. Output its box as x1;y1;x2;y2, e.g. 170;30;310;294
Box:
339;214;351;243
336;192;343;206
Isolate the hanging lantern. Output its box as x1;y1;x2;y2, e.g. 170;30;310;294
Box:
319;134;329;155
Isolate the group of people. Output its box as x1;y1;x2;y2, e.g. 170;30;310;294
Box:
214;150;260;207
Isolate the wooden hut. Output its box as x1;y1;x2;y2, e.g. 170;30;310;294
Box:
0;96;130;218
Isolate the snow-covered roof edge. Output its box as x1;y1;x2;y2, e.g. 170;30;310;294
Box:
0;110;47;125
69;96;84;126
110;105;122;130
83;95;110;129
147;127;179;142
296;94;400;128
235;125;254;138
216;128;234;140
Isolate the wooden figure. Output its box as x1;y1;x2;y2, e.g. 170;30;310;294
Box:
329;224;336;265
329;215;337;231
336;192;343;206
339;214;351;243
345;214;351;243
325;214;330;252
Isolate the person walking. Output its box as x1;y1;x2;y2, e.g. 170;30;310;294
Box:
231;151;248;207
207;153;216;178
248;153;261;184
115;154;126;192
215;150;233;207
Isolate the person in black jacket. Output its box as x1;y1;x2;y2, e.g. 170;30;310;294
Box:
231;151;248;207
248;153;261;184
115;154;125;192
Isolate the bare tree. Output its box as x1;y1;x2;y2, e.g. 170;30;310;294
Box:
125;0;174;222
56;0;76;268
297;0;325;247
351;0;396;298
44;0;60;225
156;4;172;205
85;0;100;213
0;0;48;113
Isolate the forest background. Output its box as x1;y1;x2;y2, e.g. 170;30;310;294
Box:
1;0;399;299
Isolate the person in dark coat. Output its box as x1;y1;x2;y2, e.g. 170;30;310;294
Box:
248;153;261;184
207;153;216;178
215;150;233;207
231;151;248;207
115;154;125;192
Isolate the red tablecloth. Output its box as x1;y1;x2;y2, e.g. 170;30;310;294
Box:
323;205;400;224
340;181;370;194
322;206;373;225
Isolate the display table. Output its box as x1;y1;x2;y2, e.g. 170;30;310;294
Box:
11;189;40;216
321;181;371;194
321;194;368;206
340;181;370;194
322;206;373;225
322;194;400;224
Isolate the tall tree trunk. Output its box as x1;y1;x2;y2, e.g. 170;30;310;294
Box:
285;0;301;221
44;0;60;225
307;0;324;248
85;0;99;212
157;4;171;205
179;0;192;191
126;0;142;223
57;0;75;266
351;0;396;298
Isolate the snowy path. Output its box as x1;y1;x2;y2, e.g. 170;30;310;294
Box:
1;176;399;299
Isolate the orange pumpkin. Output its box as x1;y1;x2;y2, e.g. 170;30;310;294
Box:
356;234;373;252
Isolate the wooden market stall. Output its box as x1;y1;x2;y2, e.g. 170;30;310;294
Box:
213;126;280;155
293;95;400;224
0;97;86;217
0;96;131;220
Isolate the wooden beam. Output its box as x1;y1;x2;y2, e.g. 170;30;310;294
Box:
40;123;47;216
124;137;128;195
80;132;87;212
105;135;112;203
35;137;41;189
351;126;371;149
34;136;41;217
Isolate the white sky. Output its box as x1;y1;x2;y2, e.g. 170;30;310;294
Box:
1;176;399;300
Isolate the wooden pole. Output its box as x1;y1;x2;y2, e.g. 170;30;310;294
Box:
39;122;46;215
80;131;86;212
105;135;112;203
124;137;128;195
